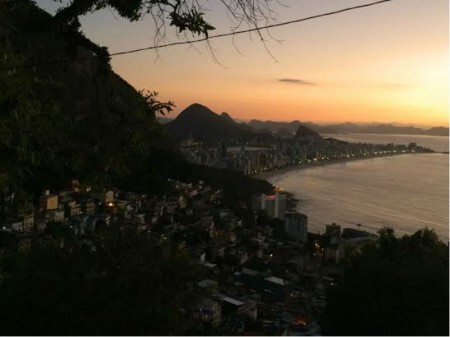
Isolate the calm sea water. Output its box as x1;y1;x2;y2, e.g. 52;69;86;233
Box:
269;135;449;241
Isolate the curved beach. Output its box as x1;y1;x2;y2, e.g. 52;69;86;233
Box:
253;152;422;181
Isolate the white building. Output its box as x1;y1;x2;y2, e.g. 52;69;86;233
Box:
252;193;287;219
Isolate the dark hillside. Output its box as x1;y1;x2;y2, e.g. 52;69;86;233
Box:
1;1;178;197
0;1;272;215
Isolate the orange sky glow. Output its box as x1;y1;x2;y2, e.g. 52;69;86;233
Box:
39;0;448;127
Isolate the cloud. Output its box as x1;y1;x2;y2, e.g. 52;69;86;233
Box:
278;78;315;85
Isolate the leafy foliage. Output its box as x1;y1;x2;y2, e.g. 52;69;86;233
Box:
0;225;203;335
0;1;179;215
51;0;273;40
52;0;218;39
169;7;215;37
0;1;273;219
321;227;449;336
139;90;175;117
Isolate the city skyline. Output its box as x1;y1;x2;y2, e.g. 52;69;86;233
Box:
38;0;449;127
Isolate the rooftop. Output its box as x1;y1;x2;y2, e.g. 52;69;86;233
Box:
265;276;285;286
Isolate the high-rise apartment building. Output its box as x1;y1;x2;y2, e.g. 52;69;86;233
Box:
252;193;286;219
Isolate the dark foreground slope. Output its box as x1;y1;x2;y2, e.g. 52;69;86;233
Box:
1;1;171;193
321;228;449;336
0;1;271;215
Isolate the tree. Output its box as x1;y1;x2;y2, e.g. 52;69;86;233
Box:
0;225;204;335
0;1;70;218
0;0;275;218
0;0;182;211
49;0;278;62
0;2;275;334
321;227;449;336
52;0;275;38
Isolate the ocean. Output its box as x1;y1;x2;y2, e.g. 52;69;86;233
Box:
268;134;449;241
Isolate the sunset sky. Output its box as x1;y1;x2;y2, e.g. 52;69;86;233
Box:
38;0;448;127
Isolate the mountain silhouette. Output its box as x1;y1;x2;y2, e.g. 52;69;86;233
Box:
220;112;235;122
247;119;448;136
165;103;256;143
248;119;302;134
294;125;323;141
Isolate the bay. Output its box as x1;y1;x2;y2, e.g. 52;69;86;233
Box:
269;153;449;241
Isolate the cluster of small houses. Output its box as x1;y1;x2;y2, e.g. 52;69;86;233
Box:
1;179;377;335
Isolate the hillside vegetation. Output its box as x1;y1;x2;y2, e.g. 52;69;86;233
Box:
321;228;449;336
0;1;272;219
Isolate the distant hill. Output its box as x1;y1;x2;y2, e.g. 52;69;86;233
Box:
165;105;334;145
247;120;449;137
165;103;269;143
294;125;322;139
248;119;302;134
423;127;449;137
318;123;449;136
276;127;295;138
220;112;234;123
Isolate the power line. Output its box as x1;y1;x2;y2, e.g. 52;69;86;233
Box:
1;0;393;71
110;0;393;57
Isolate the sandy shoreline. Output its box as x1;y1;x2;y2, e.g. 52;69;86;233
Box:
252;152;434;181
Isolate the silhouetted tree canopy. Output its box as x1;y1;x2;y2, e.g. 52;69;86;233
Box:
0;225;204;335
0;1;273;221
0;1;177;217
52;0;275;38
321;227;449;336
